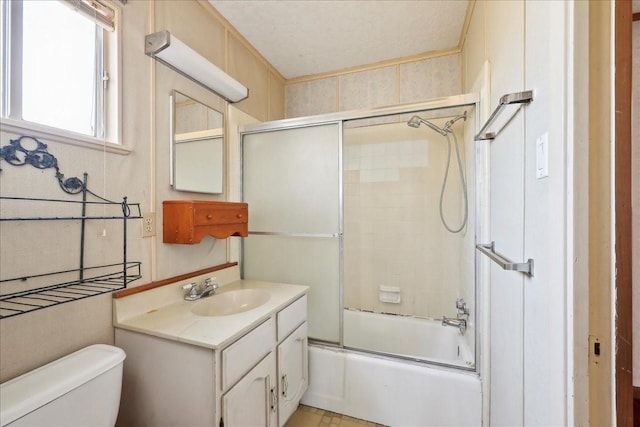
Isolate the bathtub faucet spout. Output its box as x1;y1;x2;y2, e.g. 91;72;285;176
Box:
442;316;467;334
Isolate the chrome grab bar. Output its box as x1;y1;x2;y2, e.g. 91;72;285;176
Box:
476;241;534;277
474;90;533;141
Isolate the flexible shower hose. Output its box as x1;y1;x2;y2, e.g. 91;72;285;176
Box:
440;131;468;233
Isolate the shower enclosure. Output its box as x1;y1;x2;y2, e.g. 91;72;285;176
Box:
241;94;480;372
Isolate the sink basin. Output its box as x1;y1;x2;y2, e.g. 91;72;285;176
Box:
190;289;270;317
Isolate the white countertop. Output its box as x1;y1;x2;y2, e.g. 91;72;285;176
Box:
113;269;308;350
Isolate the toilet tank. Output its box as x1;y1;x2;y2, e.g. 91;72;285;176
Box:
0;344;126;427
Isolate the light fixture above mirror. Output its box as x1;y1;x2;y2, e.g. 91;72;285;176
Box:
145;30;248;103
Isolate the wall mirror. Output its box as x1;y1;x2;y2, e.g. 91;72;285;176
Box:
170;90;224;194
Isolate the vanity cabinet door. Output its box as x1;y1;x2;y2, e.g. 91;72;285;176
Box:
277;322;308;426
221;352;278;427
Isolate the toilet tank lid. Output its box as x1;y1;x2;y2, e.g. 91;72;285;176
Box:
0;344;126;426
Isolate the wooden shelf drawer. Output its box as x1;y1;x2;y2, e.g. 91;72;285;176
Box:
193;204;247;226
163;200;248;244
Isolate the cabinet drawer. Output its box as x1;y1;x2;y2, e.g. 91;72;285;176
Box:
163;200;249;243
193;204;247;226
277;295;307;341
222;317;275;391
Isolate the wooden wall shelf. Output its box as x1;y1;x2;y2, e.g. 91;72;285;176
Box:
163;200;248;244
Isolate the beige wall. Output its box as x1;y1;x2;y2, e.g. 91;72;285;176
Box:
285;53;461;118
0;0;283;382
587;1;614;423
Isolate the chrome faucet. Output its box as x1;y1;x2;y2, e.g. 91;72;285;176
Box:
442;298;470;334
182;277;219;301
442;316;467;334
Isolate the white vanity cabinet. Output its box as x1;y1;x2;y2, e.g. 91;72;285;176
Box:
277;322;308;424
220;295;308;427
114;287;307;427
276;296;309;425
221;352;278;426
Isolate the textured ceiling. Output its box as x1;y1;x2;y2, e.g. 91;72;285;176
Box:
209;0;468;80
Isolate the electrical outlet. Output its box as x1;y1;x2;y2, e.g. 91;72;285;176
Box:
142;212;156;238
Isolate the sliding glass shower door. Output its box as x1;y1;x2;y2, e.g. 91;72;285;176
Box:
242;123;341;343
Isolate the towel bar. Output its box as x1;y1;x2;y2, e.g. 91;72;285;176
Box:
476;241;534;277
474;90;533;141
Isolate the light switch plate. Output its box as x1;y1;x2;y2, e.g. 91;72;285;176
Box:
536;132;549;179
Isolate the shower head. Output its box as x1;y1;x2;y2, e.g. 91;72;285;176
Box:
443;111;468;133
407;115;422;128
406;115;447;136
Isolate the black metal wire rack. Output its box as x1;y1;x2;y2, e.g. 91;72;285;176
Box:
0;135;143;319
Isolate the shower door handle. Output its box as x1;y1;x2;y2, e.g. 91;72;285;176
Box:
476;242;534;277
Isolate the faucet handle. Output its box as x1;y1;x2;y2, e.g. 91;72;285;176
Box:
204;277;219;290
456;298;469;316
182;282;199;296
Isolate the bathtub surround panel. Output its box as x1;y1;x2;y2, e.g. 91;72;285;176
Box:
343;121;465;320
302;345;481;426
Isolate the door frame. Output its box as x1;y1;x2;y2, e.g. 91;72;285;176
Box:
614;0;633;425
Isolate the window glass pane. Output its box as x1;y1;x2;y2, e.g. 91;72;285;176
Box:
22;1;97;136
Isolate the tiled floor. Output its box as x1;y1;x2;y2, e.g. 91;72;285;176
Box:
284;404;386;427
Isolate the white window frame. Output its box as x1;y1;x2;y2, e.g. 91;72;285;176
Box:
0;0;127;154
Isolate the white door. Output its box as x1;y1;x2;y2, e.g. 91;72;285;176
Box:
222;353;278;427
277;322;309;426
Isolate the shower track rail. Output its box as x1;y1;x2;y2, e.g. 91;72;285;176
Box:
474;90;533;141
476;242;534;276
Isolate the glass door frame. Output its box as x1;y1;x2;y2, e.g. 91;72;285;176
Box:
239;93;481;367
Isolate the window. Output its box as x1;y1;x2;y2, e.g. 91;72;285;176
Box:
1;0;120;144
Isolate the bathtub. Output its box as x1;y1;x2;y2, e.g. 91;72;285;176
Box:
343;309;474;368
301;310;482;426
